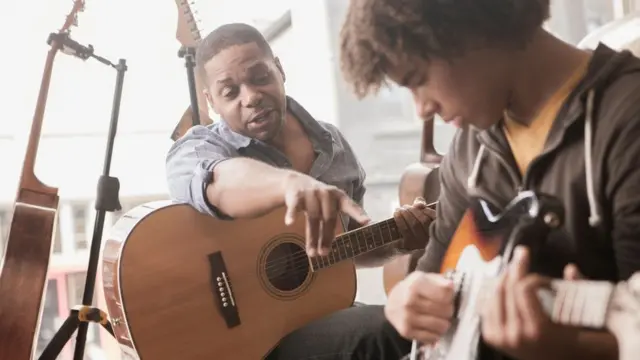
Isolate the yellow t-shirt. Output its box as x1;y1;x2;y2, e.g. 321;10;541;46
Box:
504;59;591;175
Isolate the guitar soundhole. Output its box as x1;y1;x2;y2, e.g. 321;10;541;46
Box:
264;242;309;292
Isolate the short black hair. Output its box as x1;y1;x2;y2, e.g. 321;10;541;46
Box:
340;0;551;98
196;23;274;81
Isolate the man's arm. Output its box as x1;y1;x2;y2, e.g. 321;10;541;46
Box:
166;126;303;219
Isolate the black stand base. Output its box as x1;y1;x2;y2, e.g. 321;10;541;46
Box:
38;306;115;359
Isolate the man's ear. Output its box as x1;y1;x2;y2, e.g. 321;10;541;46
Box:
203;89;219;115
274;57;286;83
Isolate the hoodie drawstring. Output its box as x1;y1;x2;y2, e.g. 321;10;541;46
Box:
466;89;601;228
584;90;602;227
467;145;485;190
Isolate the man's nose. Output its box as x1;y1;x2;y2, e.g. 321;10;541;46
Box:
241;85;263;108
415;100;438;121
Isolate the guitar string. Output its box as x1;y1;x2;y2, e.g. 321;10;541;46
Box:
263;241;383;274
262;220;398;273
262;221;397;272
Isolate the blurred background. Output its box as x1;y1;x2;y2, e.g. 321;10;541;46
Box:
0;0;638;358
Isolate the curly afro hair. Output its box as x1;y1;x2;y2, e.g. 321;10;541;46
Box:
340;0;550;98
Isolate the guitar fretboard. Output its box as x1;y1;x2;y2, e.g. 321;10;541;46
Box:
309;218;402;271
545;280;614;328
478;277;615;329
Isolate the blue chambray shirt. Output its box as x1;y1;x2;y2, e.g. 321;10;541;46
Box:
165;96;366;228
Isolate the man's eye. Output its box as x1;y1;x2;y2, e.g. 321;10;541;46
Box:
222;86;238;98
253;74;270;85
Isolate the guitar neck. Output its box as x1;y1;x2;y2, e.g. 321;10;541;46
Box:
541;279;614;329
310;218;402;271
478;277;615;330
19;46;60;196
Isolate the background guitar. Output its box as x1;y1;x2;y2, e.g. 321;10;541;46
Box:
383;118;442;296
0;2;85;359
170;0;214;141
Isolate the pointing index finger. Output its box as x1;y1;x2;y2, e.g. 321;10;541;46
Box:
339;196;370;224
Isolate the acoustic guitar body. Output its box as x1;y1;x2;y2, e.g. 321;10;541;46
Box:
102;201;356;360
0;189;58;359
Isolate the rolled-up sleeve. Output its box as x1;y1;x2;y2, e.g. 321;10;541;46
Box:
165;125;239;217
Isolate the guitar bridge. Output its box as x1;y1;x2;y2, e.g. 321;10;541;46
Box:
208;251;240;328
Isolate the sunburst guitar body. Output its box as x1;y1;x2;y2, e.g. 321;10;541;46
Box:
102;201;405;359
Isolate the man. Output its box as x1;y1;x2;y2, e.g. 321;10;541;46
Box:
166;23;428;359
340;1;640;360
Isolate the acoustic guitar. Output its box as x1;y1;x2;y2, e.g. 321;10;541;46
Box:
383;117;442;295
400;191;638;360
0;2;85;359
169;0;213;141
101;202;410;359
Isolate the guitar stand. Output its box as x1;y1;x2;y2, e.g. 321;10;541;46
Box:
179;46;201;127
170;46;201;139
38;33;127;360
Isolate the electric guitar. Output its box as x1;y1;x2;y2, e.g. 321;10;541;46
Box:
101;202;410;359
401;191;640;360
0;2;85;359
170;0;213;141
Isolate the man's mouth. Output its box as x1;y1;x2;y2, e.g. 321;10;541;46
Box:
251;109;273;124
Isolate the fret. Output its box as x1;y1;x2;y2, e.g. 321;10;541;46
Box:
362;226;372;249
364;226;373;249
368;225;377;250
333;240;344;261
570;283;587;325
386;220;395;242
344;236;354;258
349;231;362;258
329;245;337;264
318;255;326;269
375;223;385;248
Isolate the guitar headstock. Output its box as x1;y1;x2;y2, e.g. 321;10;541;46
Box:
175;0;203;48
60;0;86;33
605;272;640;341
